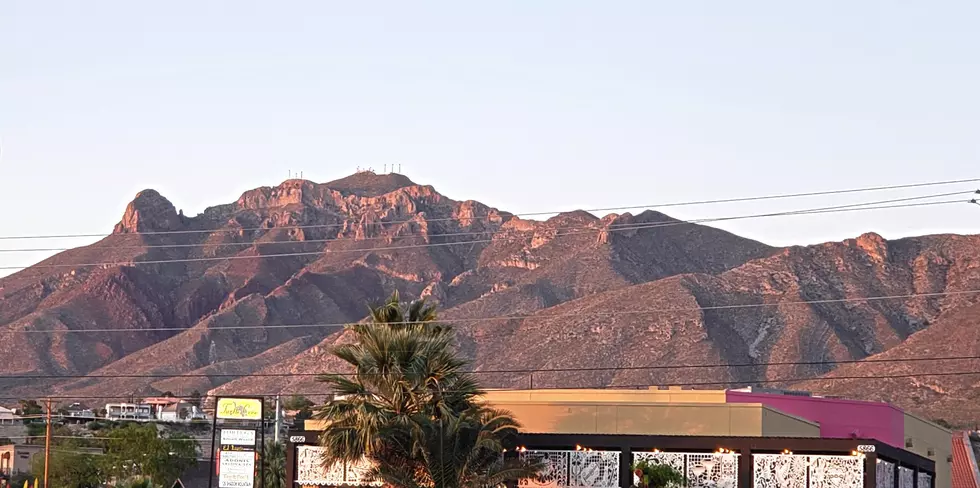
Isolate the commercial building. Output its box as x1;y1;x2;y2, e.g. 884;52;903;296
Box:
290;386;949;488
0;444;102;478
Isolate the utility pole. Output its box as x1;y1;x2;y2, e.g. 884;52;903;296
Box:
43;399;51;488
274;394;281;443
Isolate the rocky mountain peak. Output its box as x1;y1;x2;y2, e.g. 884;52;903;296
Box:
113;189;182;234
851;232;890;263
324;171;418;197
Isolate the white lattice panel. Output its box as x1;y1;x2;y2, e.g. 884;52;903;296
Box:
918;472;932;488
633;451;685;474
520;451;570;488
633;451;738;488
345;458;381;486
569;451;620;488
753;454;807;488
899;466;913;488
520;450;619;488
293;445;381;486
876;459;895;488
809;455;863;488
687;453;738;488
296;446;345;486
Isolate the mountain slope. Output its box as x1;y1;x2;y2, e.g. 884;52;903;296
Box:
215;230;980;425
0;172;774;402
4;172;979;424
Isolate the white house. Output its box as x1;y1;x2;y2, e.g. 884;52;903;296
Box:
0;407;14;424
158;402;207;422
105;403;152;421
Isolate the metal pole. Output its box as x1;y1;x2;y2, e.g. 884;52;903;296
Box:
274;395;281;444
439;417;443;488
207;396;219;488
260;397;266;488
43;399;51;488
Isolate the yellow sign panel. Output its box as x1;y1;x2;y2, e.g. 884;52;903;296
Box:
216;398;262;420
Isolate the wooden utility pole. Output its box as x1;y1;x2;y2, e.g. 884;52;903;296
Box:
43;398;51;488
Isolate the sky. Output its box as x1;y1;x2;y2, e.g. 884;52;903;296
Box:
1;1;979;276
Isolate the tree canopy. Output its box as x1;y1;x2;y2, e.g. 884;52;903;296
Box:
315;291;539;488
31;441;102;488
101;424;198;487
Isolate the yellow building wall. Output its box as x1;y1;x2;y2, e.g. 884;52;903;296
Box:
486;400;818;438
904;412;952;488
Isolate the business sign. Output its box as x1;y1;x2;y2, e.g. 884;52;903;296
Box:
218;450;256;488
220;429;257;447
216;398;262;420
857;444;876;453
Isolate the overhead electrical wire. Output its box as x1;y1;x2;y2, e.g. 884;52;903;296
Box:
5;353;980;380
0;179;978;400
0;177;977;242
4;370;980;401
0;189;971;254
7;288;979;334
0;197;973;271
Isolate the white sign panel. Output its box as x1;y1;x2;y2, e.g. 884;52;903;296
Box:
218;450;255;488
221;429;257;447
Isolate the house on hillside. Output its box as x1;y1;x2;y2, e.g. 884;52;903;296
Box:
65;403;96;420
0;407;14;425
143;397;180;419
157;401;208;423
105;403;152;421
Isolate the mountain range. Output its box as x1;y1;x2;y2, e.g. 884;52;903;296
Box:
1;172;978;425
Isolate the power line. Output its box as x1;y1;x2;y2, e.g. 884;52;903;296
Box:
4;353;980;380
0;189;971;254
3;435;202;443
4;369;980;401
0;197;971;271
0;177;977;241
8;288;979;334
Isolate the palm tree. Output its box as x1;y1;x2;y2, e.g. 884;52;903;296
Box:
315;292;538;488
262;440;286;488
316;291;481;461
374;407;541;488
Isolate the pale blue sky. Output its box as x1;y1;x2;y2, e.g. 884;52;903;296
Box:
2;1;979;275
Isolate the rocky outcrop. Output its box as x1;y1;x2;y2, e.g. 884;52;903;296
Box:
113;190;183;234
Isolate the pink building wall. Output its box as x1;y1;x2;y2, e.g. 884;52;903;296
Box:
725;391;905;447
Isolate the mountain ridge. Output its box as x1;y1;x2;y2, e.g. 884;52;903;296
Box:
1;172;977;424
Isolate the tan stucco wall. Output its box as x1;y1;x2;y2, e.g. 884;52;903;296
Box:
485;400;818;437
904;412;952;488
481;388;728;405
762;407;822;438
305;392;819;438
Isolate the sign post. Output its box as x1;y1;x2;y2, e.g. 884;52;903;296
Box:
208;397;265;488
